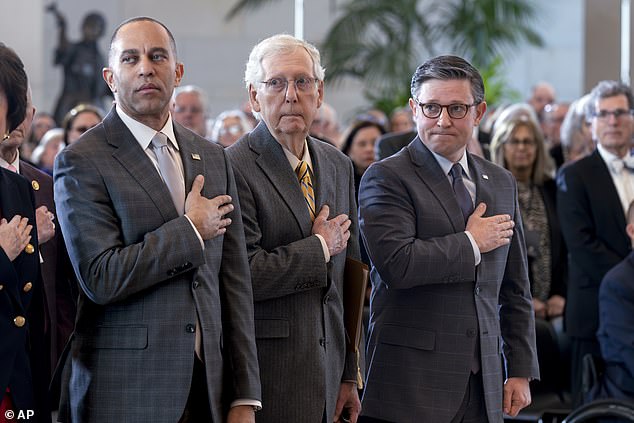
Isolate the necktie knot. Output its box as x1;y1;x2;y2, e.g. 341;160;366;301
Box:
450;163;464;181
151;132;169;149
6;164;17;173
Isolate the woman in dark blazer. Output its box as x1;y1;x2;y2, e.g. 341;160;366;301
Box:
0;43;43;420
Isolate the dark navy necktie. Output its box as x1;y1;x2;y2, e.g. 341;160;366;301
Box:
450;163;474;222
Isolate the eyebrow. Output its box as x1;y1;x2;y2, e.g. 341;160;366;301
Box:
119;47;170;57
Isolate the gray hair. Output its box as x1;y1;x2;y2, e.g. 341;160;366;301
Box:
209;109;254;142
586;80;634;121
172;85;209;114
490;115;551;185
410;55;485;104
244;34;325;90
492;103;539;134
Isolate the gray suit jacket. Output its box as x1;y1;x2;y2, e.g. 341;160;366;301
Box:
53;108;260;423
358;138;539;423
226;122;360;423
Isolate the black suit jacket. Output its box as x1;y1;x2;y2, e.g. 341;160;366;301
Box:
374;130;416;161
557;150;630;339
0;167;40;411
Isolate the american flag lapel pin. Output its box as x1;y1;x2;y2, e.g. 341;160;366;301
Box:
482;174;489;180
191;153;201;160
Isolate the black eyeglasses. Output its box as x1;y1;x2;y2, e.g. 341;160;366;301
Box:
593;109;634;120
259;76;318;94
414;99;476;119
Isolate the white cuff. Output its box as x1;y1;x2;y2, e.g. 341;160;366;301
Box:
464;230;481;266
230;399;262;411
314;234;330;263
184;215;205;250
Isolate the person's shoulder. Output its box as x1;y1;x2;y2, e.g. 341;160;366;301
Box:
601;256;634;297
20;161;52;182
20;161;53;192
1;166;30;191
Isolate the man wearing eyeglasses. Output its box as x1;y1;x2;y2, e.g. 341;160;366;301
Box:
226;34;362;423
557;80;634;406
358;55;539;423
171;85;209;138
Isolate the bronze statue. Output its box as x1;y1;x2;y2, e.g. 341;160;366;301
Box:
47;4;111;125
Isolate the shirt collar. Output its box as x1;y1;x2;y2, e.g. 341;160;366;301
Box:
426;143;471;180
116;106;179;151
0;150;19;173
283;139;313;172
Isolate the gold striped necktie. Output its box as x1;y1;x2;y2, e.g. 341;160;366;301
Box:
295;160;316;221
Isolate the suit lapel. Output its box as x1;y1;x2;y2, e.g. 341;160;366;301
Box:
469;154;493;214
174;123;204;195
249;123;312;237
104;109;179;222
408;138;465;231
588;150;627;232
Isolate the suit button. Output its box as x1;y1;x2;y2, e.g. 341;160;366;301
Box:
323;295;330;304
25;243;34;254
23;282;33;293
467;328;477;338
185;324;195;333
14;316;26;327
475;286;481;295
0;284;3;291
193;280;200;289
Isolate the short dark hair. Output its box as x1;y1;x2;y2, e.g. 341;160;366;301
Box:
62;103;105;144
109;17;177;65
586;80;634;121
341;119;387;156
410;55;485;104
0;43;28;134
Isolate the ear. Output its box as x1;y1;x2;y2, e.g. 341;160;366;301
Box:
316;79;324;109
627;222;634;241
249;84;261;113
103;67;116;93
474;101;487;126
409;98;418;118
174;62;184;87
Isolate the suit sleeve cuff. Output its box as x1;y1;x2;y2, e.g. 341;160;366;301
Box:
230;399;262;411
314;234;330;263
184;215;205;250
464;231;481;266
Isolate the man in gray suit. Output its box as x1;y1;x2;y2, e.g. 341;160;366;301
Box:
226;34;362;423
54;17;260;423
358;55;539;423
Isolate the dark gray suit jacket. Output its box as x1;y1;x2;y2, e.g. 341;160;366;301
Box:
358;138;539;423
54;108;260;423
227;122;360;423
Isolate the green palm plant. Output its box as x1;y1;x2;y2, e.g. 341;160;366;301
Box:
227;0;544;110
